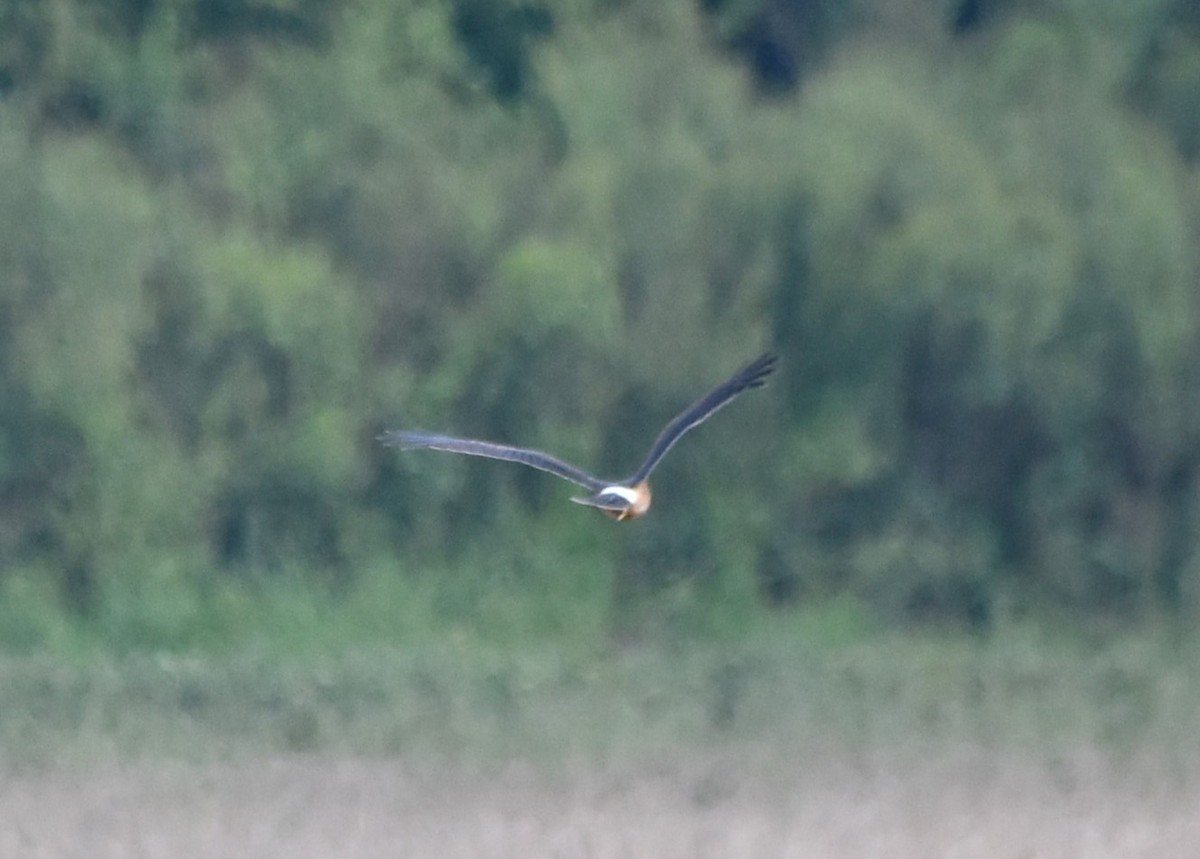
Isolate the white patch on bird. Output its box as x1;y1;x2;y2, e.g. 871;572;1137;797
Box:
601;485;640;504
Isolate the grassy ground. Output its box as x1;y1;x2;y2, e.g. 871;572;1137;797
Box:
4;747;1198;858
2;620;1199;856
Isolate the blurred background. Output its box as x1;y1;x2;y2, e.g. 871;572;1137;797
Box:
3;0;1200;651
1;0;1200;712
5;3;1200;852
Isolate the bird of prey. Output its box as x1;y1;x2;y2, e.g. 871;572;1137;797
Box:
380;352;776;521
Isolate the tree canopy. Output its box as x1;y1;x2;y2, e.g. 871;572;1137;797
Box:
2;0;1200;647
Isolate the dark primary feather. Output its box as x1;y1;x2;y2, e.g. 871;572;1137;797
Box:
379;430;607;491
629;352;776;483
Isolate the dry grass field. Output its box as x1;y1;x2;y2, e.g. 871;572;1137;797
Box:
2;627;1198;857
2;744;1198;858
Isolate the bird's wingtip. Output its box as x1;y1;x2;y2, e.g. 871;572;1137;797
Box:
741;351;778;385
378;429;416;448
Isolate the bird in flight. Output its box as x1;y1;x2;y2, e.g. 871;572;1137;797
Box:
381;352;776;521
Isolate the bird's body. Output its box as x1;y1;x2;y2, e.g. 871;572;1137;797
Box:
582;480;652;522
381;353;776;521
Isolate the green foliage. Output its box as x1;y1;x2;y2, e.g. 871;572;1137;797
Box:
2;0;1200;658
3;621;1200;773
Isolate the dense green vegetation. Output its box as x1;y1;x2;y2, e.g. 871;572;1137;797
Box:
5;622;1199;771
2;0;1200;653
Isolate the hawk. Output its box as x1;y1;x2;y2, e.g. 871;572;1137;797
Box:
381;353;776;521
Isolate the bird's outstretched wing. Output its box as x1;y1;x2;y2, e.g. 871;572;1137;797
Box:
379;431;607;492
628;352;777;483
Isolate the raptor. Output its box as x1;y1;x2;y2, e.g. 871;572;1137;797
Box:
381;353;776;521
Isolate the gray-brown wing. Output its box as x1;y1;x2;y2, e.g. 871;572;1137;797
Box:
380;430;608;492
629;352;777;484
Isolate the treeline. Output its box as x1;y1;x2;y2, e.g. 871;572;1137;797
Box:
1;0;1200;646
